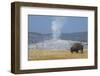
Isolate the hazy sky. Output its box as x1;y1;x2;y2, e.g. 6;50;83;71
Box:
28;15;88;34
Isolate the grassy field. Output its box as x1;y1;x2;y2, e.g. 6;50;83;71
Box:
28;49;88;61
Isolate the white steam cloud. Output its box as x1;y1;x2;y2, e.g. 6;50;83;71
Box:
51;17;65;40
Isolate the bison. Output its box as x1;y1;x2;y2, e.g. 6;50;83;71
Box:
70;43;83;54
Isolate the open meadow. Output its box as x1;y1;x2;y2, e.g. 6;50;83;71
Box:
28;49;88;61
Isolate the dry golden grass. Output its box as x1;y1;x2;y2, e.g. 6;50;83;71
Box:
28;49;88;61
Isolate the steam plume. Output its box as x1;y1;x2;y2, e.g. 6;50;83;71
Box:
51;17;65;40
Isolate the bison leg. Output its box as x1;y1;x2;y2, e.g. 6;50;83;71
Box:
70;48;74;54
76;50;79;53
71;50;73;54
80;47;83;54
80;48;83;54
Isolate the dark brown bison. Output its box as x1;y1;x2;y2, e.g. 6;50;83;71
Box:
70;43;83;54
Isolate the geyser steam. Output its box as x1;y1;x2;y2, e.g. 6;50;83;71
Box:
52;17;65;40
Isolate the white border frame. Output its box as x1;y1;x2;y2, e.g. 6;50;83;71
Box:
20;7;95;70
